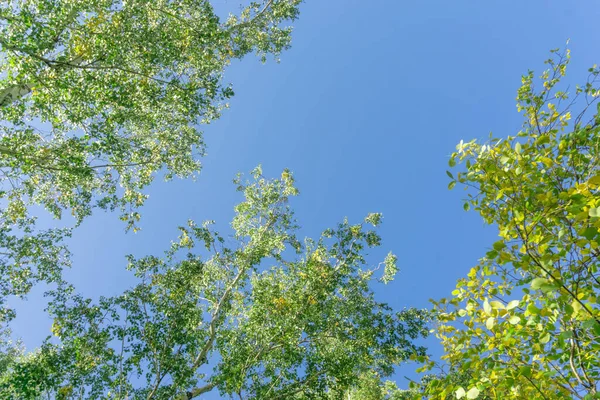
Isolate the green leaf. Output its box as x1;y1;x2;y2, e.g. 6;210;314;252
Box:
515;142;522;154
582;319;599;331
515;166;522;175
588;175;600;186
446;170;454;179
493;241;506;251
584;318;600;336
559;331;573;340
535;135;550;146
531;277;548;290
582;227;598;240
539;332;551;344
540;282;558;293
519;366;532;378
448;181;457;190
589;207;600;218
456;387;466;399
527;303;540;315
485;317;495;330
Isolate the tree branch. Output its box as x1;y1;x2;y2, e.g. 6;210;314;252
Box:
177;382;217;400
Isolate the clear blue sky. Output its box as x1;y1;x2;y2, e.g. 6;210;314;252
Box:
11;0;600;394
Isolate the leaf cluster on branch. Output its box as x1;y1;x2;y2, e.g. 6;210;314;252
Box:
425;48;600;400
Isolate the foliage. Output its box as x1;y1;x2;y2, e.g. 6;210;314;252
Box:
0;168;432;399
0;0;302;321
341;371;428;400
427;48;600;399
401;369;494;400
0;328;23;377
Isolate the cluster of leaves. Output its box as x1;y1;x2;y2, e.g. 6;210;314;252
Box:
425;48;600;399
0;0;302;322
0;168;431;399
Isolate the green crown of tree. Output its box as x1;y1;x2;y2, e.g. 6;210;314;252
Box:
0;0;301;321
424;48;600;399
0;168;431;399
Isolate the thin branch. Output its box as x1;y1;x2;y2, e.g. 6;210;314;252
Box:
228;0;275;31
569;338;586;390
572;329;597;394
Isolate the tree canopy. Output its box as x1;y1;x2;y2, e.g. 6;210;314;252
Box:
4;1;600;399
425;49;600;399
0;168;431;399
0;0;302;321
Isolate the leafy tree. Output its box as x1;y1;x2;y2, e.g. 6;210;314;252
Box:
402;369;494;400
341;371;426;400
426;48;600;399
0;0;302;321
0;168;431;399
0;328;23;377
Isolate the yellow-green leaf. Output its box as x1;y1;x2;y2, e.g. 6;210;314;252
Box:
483;300;492;315
506;300;520;310
572;300;583;316
466;387;480;399
490;301;505;310
531;277;548;290
527;303;540;315
589;175;600;186
540;157;553;168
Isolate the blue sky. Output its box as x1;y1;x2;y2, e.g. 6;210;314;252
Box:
10;0;600;395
